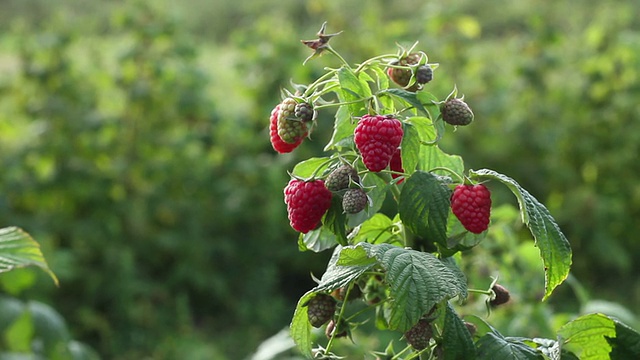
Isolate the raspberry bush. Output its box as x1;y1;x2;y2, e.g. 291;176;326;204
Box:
268;23;639;359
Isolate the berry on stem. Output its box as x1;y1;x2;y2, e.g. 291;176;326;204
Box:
404;319;433;350
325;164;360;192
284;179;333;234
270;104;304;153
451;184;492;234
490;284;511;307
354;115;404;172
342;188;367;214
307;293;336;328
441;98;474;126
278;97;308;144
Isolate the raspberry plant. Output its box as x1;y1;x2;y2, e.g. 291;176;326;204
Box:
270;23;640;359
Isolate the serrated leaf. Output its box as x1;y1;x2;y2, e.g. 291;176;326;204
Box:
0;227;58;285
325;105;355;151
337;66;370;116
337;246;377;267
557;313;615;360
350;213;399;246
315;246;377;292
299;227;338;252
470;169;572;300
399;171;451;246
416;91;444;142
323;196;348;246
477;331;544;360
292;157;332;178
440;304;476;359
400;122;420;175
290;290;315;358
356;243;467;331
379;89;429;117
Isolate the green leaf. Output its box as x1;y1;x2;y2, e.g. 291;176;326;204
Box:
291;157;332;179
399;171;451;246
557;313;615;360
298;227;338;253
325;105;355;150
350;213;400;246
361;172;389;216
337;66;371;116
290;290;315;358
416;91;444;142
440;304;476;359
609;317;640;359
356;243;467;331
470;169;572;300
4;309;34;352
315;246;377;292
379;89;429;117
419;145;464;176
400;122;421;175
476;331;543;360
323;196;348;246
0;227;58;286
406;116;437;144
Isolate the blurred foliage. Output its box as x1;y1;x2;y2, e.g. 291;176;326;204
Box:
0;0;639;358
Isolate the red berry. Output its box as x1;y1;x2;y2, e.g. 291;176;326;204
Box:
278;97;308;144
387;53;422;91
354;115;404;172
284;179;333;233
389;148;405;184
451;184;492;234
270;104;304;153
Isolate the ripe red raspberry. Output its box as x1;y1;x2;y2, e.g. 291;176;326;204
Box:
269;104;304;153
284;179;333;233
278;98;308;144
451;184;492;234
389;148;405;184
354;115;403;172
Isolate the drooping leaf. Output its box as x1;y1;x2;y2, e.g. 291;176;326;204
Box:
356;243;467;331
290;290;316;358
323;196;348;246
440;304;476;359
470;169;572;300
476;331;543;360
0;227;58;285
399;171;451;246
379;88;430;117
299;227;338;252
292;157;332;179
557;313;615;360
337;66;371;116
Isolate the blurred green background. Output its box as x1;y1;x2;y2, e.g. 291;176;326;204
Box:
0;0;639;358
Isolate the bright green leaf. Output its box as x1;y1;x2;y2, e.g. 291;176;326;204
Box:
4;309;34;352
0;227;58;286
291;157;332;179
337;66;371;116
470;169;572;300
557;313;615;360
399;171;451;246
350;213;399;246
315;246;377;292
400;122;420;176
361;172;389;216
356;243;467;331
419;145;464;176
325;105;356;150
406;116;437;144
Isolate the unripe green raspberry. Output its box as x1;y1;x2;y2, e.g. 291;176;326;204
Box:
278;97;308;143
325;165;359;191
342;188;367;214
441;98;474;126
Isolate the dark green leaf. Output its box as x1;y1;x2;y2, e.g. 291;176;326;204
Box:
361;172;389;216
440;304;476;359
315;246;377;292
476;331;543;360
356;243;467;331
609;317;640;359
379;88;429;117
470;169;572;300
399;171;451;246
323;196;348;246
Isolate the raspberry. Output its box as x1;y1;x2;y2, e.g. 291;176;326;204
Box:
441;98;474;126
451;184;491;234
490;284;510;307
404;319;433;350
270;104;304;153
294;102;314;122
464;321;477;337
278;98;308;143
389;148;405;184
342;189;367;214
325;164;359;191
354;115;404;172
307;293;336;328
387;53;421;91
325;319;348;339
284;179;333;233
415;65;433;84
